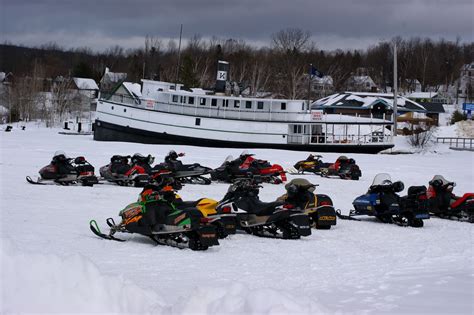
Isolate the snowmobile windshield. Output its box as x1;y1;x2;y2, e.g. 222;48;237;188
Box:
371;173;392;187
431;175;455;187
225;155;234;162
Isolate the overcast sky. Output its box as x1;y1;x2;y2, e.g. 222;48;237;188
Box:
0;0;472;52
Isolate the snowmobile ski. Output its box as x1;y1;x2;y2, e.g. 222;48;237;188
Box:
336;210;361;221
89;220;125;242
26;176;47;185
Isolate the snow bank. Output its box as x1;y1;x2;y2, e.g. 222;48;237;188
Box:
1;240;166;314
172;283;327;315
1;240;326;314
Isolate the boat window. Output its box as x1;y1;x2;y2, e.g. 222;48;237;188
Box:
170;85;176;90
211;98;217;106
200;98;207;106
281;102;287;110
234;100;240;108
223;99;229;107
195;118;201;126
188;97;195;105
180;96;186;104
172;95;179;103
257;101;264;110
293;125;302;134
245;101;252;109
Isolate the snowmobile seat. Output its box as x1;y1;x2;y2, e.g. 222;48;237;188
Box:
247;199;285;216
408;186;427;197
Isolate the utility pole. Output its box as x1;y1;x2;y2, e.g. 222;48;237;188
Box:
308;64;312;111
175;24;183;89
393;42;398;137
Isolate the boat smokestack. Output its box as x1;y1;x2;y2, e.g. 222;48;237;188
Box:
215;60;229;93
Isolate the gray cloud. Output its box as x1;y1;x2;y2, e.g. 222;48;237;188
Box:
1;0;472;51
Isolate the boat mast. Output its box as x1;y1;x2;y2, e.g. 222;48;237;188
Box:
175;24;183;89
393;42;398;137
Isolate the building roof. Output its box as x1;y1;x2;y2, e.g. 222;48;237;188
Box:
407;92;438;99
418;102;445;113
313;92;426;112
122;82;142;98
73;77;99;90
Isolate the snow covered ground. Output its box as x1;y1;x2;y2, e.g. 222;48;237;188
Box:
1;125;473;314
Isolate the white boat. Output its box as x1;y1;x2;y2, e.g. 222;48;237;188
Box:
94;79;395;153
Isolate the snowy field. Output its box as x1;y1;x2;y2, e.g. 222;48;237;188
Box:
1;125;473;314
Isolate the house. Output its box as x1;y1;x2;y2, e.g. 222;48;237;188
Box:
313;92;427;120
345;75;378;92
72;77;99;111
406;92;445;126
403;79;422;93
106;81;142;106
100;67;127;94
457;62;474;103
311;75;334;98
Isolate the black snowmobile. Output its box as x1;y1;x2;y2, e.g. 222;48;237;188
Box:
319;156;362;180
26;152;98;186
278;178;337;230
151;159;213;185
217;178;311;239
89;183;219;250
99;154;151;187
339;173;429;227
427;175;474;222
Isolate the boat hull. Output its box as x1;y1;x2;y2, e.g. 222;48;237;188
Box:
93;119;393;154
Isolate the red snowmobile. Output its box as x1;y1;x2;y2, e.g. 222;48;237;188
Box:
211;152;286;184
99;154;151;187
427;175;474;222
26;151;98;186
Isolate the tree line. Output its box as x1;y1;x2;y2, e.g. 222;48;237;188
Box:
1;29;473;103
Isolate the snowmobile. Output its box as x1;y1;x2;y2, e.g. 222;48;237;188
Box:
150;151;213;185
217;177;311;239
319;156;361;180
426;175;474;222
277;178;337;229
89;184;219;250
99;155;150;187
290;155;328;174
340;173;429;227
151;162;213;185
26;154;98;186
140;177;237;239
211;155;286;184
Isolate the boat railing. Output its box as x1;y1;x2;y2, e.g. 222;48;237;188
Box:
287;134;393;145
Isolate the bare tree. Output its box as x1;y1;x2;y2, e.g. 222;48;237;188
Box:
271;28;312;99
51;76;77;124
